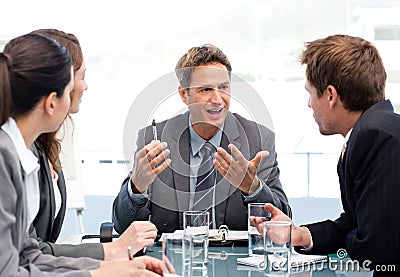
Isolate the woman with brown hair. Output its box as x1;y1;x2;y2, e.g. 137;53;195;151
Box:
29;29;157;260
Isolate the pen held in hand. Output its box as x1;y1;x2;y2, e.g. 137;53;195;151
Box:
127;245;133;260
152;119;158;141
141;214;152;255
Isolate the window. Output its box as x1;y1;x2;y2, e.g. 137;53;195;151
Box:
1;0;399;198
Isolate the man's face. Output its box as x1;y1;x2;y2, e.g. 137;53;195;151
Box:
305;81;335;135
180;63;231;138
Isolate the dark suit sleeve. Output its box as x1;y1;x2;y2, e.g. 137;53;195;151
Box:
251;125;289;214
112;128;151;234
301;126;400;268
112;179;150;234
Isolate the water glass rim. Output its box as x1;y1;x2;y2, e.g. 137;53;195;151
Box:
183;210;209;216
248;202;266;206
163;232;190;239
264;220;292;227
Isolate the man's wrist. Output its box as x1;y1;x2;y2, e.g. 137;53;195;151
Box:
242;179;263;201
294;226;312;248
130;178;143;194
242;176;260;195
249;177;261;195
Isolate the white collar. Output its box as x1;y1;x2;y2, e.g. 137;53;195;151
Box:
1;118;39;174
343;128;353;148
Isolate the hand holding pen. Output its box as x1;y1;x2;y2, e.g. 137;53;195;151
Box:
102;220;157;260
130;119;171;193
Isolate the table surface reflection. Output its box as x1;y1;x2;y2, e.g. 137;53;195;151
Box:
145;243;373;277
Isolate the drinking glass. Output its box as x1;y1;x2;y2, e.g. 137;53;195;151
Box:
183;211;209;270
263;221;292;275
162;233;192;277
248;203;270;255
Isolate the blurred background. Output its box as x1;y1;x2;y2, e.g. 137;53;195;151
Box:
1;0;399;241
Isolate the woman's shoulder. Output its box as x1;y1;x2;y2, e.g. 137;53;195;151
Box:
0;130;19;162
0;130;22;184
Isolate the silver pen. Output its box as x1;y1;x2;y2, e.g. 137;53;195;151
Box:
152;119;158;141
142;214;152;254
127;245;133;260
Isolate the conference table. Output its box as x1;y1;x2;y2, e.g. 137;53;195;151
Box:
146;242;373;277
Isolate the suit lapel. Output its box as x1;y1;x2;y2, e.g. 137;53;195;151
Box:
167;113;191;227
215;112;241;227
52;169;67;240
34;144;56;236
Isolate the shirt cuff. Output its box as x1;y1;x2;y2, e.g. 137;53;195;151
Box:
242;179;263;201
127;179;149;204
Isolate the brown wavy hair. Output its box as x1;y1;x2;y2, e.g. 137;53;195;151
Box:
31;29;83;170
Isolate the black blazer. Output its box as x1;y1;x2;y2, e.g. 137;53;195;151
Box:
113;111;289;234
31;143;66;243
30;143;104;259
297;100;400;272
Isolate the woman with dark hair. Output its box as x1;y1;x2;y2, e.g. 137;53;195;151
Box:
29;28;157;260
0;33;163;276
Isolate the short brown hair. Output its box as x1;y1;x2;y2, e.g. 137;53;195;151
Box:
175;44;232;88
300;34;386;111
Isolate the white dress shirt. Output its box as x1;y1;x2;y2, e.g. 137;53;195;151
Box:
52;171;62;219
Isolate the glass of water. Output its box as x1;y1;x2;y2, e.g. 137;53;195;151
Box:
263;220;292;275
162;233;192;277
183;211;209;270
248;203;270;256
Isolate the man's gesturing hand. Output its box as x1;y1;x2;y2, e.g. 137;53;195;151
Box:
214;143;269;195
131;140;171;193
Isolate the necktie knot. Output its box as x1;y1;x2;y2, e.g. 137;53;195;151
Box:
201;141;215;156
198;142;215;176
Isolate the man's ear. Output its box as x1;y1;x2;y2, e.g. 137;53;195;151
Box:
43;92;58;116
327;85;339;108
178;85;188;104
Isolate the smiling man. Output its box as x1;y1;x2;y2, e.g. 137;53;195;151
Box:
112;44;289;234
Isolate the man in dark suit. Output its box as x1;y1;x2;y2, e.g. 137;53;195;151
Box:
112;44;289;234
257;35;400;275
